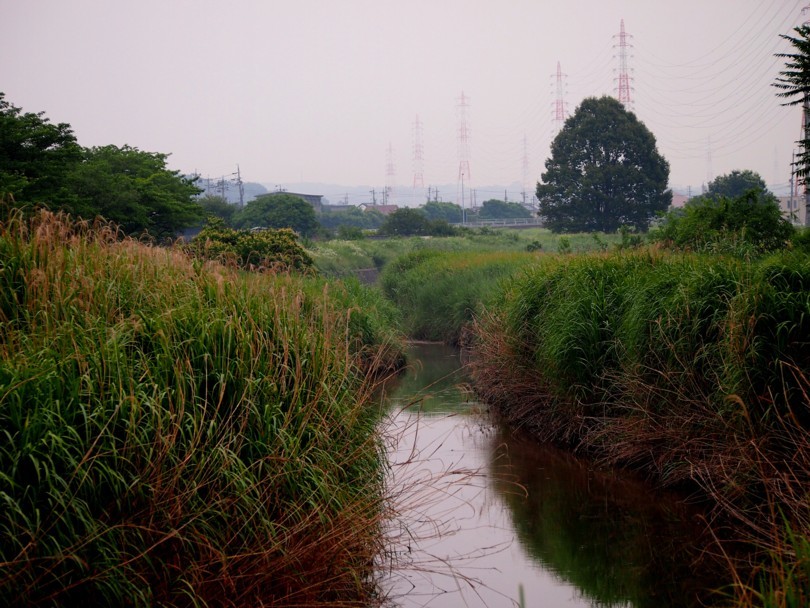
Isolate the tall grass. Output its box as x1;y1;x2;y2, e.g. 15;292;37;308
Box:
379;249;535;343
309;228;623;276
468;247;810;601
0;210;403;606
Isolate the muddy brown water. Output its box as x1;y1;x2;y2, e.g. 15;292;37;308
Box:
377;343;727;608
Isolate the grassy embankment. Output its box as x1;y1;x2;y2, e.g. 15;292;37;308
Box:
468;249;810;605
308;227;623;277
0;210;403;606
379;249;536;344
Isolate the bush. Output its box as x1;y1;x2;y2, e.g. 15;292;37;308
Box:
652;190;795;255
187;216;314;271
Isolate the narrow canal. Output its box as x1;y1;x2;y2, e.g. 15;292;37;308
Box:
377;343;726;608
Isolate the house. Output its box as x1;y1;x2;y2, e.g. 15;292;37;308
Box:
359;203;399;216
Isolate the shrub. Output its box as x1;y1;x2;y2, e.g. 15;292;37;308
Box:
187;216;314;271
652;191;795;254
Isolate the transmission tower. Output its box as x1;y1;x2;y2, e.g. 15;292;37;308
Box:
412;114;425;190
613;19;634;109
385;142;396;204
707;135;713;185
551;61;569;137
521;135;531;206
457;92;472;207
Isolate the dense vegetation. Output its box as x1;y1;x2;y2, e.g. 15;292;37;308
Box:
467;250;810;604
0;94;202;239
187;217;315;272
0;209;402;606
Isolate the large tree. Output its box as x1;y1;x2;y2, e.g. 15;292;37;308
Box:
774;25;810;225
0;92;82;206
477;199;532;220
536;96;671;233
705;169;770;200
422;201;462;223
68;145;202;239
234;193;319;236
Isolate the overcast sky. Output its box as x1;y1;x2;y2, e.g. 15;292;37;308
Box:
2;0;807;204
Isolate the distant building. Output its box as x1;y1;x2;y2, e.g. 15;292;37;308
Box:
277;191;323;212
777;195;806;225
359;203;399;216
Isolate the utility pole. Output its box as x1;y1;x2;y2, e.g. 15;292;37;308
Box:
235;165;245;208
804;96;810;225
370;189;377;205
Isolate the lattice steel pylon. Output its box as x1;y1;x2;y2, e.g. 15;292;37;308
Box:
412;115;425;190
385;142;396;204
613;19;634;109
457;91;471;184
552;61;569;137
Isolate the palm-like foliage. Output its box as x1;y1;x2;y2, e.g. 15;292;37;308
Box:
775;25;810;180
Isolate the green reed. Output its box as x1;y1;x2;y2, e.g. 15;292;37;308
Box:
469;247;810;603
380;249;535;343
0;210;402;606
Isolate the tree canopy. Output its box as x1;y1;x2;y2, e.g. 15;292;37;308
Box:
422;201;462;223
704;169;770;200
536;96;671;233
0;92;82;206
378;208;431;236
68;145;202;239
653;190;794;254
0;93;204;238
234;193;319;236
775;25;810;182
477;199;532;220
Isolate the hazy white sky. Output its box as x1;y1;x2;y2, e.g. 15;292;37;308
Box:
2;0;807;204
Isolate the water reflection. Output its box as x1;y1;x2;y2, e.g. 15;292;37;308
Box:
379;343;723;608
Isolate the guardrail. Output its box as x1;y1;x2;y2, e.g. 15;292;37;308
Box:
450;217;544;228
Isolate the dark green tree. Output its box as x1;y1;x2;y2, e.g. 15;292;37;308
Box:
378;208;431;236
319;206;385;230
197;194;237;226
704;169;770;200
477;199;532;220
536;96;671;233
0;92;82;206
68;145;202;239
422;201;462;223
234;193;319;236
775;25;810;181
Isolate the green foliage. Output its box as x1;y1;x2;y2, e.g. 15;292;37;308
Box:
380;249;533;343
0;92;82;206
652;190;795;254
319;206;385;230
197;193;237;225
234;192;319;236
422;200;462;223
0;210;403;605
537;96;671;233
378;207;431;236
557;235;572;254
68;144;203;239
337;224;365;240
775;25;810;181
188;217;314;271
478;199;532;220
706;169;770;199
792;227;810;253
